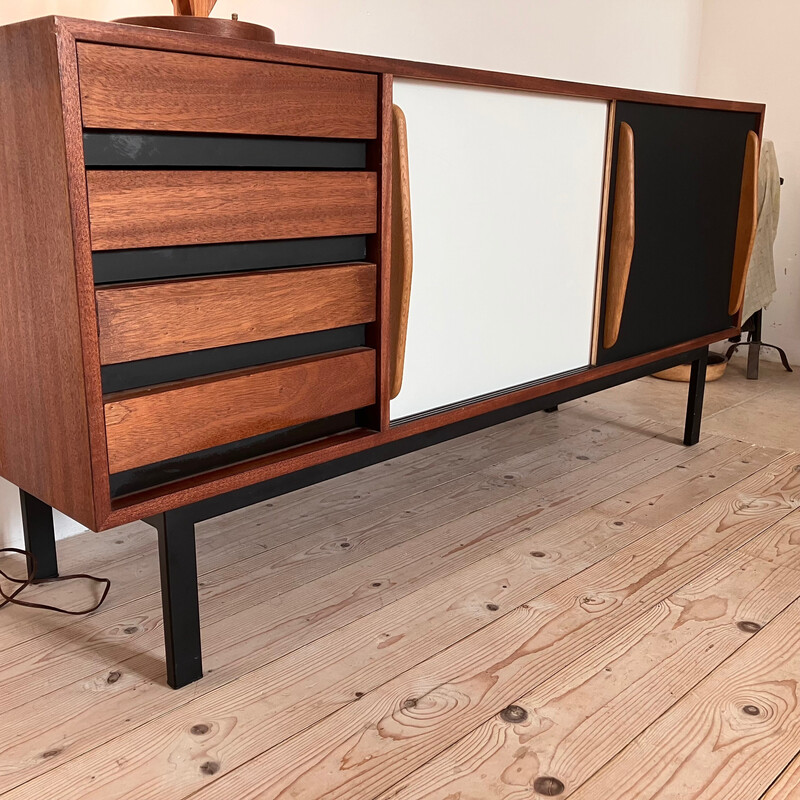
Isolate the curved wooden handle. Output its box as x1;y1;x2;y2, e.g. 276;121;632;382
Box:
390;104;413;400
728;130;760;316
603;121;635;349
172;0;217;16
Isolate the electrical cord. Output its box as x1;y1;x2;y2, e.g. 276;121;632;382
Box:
0;547;110;614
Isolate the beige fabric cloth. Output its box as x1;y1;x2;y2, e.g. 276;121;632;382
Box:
742;139;780;322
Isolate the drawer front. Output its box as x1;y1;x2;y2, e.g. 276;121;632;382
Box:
104;348;376;473
77;43;378;139
96;263;377;364
86;170;377;250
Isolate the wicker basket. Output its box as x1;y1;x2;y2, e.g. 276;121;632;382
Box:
652;353;727;383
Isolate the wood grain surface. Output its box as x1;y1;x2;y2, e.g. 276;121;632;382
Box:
168;453;800;800
0;417;680;742
567;587;800;799
104;348;376;473
729;130;760;316
96;263;376;364
389;104;413;400
0;413;667;713
0;416;767;798
604;120;635;349
762;752;800;799
0;407;641;651
56;21;116;528
378;530;800;799
0;421;795;799
86;170;378;250
0;19;97;526
172;0;216;14
60;17;764;115
77;42;378;138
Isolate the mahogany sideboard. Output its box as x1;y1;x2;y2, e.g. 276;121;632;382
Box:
0;15;762;687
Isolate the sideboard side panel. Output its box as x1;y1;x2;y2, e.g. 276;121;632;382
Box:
0;19;96;527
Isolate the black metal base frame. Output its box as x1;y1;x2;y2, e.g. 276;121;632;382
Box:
19;346;709;689
726;309;793;380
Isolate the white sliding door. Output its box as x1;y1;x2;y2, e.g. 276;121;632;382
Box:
390;78;608;421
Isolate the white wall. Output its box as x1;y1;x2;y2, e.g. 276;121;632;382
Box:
3;0;705;93
0;0;705;546
697;0;800;366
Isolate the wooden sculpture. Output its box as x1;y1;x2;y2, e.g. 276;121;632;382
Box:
172;0;217;14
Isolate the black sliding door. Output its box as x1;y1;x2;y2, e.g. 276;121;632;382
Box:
596;102;759;365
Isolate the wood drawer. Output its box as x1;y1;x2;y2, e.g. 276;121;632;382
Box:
77;43;378;139
96;263;377;364
86;170;377;251
104;348;376;473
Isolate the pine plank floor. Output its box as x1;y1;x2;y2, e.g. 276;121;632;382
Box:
2;396;800;799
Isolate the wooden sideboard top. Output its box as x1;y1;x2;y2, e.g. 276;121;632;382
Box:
10;14;765;115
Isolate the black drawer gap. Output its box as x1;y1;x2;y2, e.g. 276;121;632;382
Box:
109;412;361;499
101;325;367;394
93;235;368;284
83;131;367;169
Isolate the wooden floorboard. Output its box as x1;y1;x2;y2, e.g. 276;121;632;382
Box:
566;586;800;799
0;405;632;650
0;406;798;800
761;749;800;799
180;453;800;800
0;417;695;795
372;509;800;799
0;415;674;708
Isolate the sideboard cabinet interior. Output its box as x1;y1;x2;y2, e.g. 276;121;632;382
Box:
0;16;762;688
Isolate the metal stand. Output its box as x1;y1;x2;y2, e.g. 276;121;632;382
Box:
725;309;793;380
144;509;203;689
19;489;58;580
683;347;708;447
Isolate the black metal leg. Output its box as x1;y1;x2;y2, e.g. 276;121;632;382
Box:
725;311;793;378
544;406;559;413
746;342;760;380
746;310;762;380
145;509;203;689
19;489;58;580
684;347;708;447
